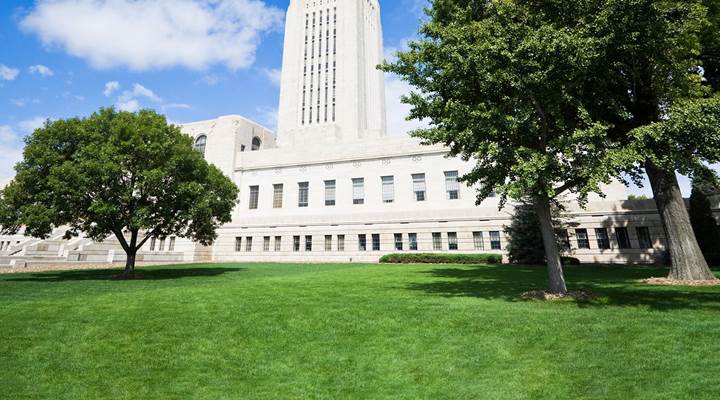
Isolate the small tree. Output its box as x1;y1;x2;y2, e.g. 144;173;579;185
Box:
689;182;720;265
0;108;239;277
505;201;572;265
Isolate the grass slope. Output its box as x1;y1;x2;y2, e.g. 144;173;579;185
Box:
1;263;719;399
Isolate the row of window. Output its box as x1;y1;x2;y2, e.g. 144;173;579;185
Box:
567;227;653;250
234;231;503;253
248;171;461;209
0;240;19;251
302;8;337;125
148;237;177;252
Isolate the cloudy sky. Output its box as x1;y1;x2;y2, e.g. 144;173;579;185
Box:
0;0;669;197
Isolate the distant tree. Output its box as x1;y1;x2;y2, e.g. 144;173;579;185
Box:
627;195;650;201
505;201;570;265
0;108;239;277
689;182;720;264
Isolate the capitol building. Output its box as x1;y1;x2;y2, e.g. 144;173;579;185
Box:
0;0;669;268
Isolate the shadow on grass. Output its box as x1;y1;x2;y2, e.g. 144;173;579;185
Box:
405;264;720;311
4;267;245;282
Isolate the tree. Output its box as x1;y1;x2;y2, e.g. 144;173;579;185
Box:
505;201;571;265
689;182;720;265
381;0;633;294
0;108;239;277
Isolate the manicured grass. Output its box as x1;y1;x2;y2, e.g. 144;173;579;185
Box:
1;263;719;399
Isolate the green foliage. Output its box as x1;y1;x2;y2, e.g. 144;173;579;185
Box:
0;108;239;267
504;201;571;265
378;253;502;265
689;183;720;264
627;195;650;201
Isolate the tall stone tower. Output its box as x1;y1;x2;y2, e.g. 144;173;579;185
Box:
276;0;386;146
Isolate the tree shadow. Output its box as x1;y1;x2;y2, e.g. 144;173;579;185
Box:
405;264;720;311
3;266;246;282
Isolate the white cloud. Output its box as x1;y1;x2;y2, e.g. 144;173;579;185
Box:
115;83;162;111
255;106;278;131
0;117;50;188
201;74;221;86
20;0;284;71
10;99;26;107
0;64;20;80
384;73;429;136
0;125;17;143
260;67;281;87
162;103;192;110
29;64;54;77
117;99;140;112
128;83;161;102
18;116;48;135
103;81;120;96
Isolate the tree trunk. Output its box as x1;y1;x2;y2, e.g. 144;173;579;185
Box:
124;250;136;276
534;196;568;294
645;162;717;281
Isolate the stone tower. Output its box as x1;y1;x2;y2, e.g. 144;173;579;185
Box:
276;0;386;146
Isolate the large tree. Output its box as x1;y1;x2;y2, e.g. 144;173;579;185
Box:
689;181;720;265
0;108;239;277
382;0;632;294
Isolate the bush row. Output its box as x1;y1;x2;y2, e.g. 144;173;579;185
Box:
379;253;503;265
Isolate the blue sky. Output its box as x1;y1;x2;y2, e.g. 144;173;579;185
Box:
0;0;680;197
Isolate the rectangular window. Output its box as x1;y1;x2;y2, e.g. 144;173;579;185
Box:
249;185;259;209
489;231;501;250
263;236;271;252
352;178;365;205
274;236;282;252
473;232;484;250
372;234;381;251
445;171;460;200
394;233;403;251
245;237;253;252
305;235;313;251
150;237;156;251
595;228;611;249
382;176;395;203
412;173;427;201
637;227;653;249
159;238;166;251
325;235;332;251
273;184;283;208
576;229;590;249
235;237;242;252
168;237;176;251
293;235;301;252
616;227;631;249
448;232;458;250
298;182;309;207
337;235;345;251
324;180;336;206
409;233;418;251
358;234;367;251
432;232;442;251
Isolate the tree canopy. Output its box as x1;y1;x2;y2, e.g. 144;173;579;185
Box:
0;108;239;275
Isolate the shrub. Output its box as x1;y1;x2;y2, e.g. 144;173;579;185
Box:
561;257;581;265
379;253;503;265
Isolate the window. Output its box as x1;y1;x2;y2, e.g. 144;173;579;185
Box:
382;176;395;203
372;234;381;251
251;137;262;151
298;182;309;207
245;237;253;252
616;227;631;249
168;237;176;251
448;232;458;250
193;135;207;156
274;236;282;252
325;180;336;206
409;233;418;251
575;229;590;249
445;171;460;200
432;232;442;251
489;231;501;250
263;236;271;252
595;228;610;249
159;238;166;251
150;237;156;251
473;232;484;250
352;178;365;204
249;186;259;209
358;234;367;251
338;235;345;251
394;233;403;251
325;235;332;251
412;173;426;201
235;237;242;252
637;227;653;249
293;236;301;252
273;184;283;209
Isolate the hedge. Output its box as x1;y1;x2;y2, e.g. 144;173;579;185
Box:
561;256;581;265
379;253;503;265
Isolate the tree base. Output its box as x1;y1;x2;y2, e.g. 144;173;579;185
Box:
111;272;145;280
522;290;596;301
642;277;720;287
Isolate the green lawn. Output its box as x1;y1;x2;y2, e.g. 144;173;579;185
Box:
1;263;719;400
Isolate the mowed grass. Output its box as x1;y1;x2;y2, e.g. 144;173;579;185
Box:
1;263;720;400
